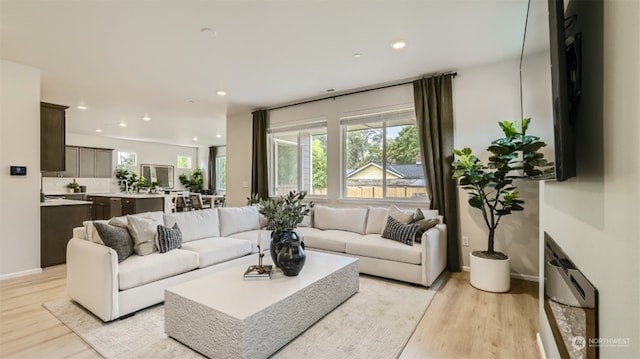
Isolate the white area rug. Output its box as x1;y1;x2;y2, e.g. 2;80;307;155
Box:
44;276;435;359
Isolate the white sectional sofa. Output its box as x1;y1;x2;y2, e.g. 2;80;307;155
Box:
67;205;447;322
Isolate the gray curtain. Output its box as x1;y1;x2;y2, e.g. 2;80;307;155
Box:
413;74;460;271
208;146;217;192
251;109;269;200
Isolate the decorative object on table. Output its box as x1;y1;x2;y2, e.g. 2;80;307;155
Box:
65;179;80;193
244;231;273;279
115;165;138;193
277;237;306;276
178;167;204;192
452;119;552;292
252;191;314;269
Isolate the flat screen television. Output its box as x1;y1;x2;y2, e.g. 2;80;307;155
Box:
548;0;579;181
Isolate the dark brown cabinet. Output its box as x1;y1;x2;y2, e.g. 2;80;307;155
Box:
40;102;68;172
44;146;113;178
88;195;164;220
41;204;90;267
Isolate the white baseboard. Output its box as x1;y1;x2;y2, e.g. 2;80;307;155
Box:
461;266;539;282
536;333;547;359
0;267;42;281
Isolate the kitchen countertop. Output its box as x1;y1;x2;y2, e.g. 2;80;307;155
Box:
41;199;93;207
88;193;167;199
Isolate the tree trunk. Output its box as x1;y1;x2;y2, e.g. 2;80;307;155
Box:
487;227;495;254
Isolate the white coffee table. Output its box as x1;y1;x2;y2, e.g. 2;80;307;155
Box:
165;251;359;359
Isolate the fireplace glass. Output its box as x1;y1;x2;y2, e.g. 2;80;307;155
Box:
544;233;598;358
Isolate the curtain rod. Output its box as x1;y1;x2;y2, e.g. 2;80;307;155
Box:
267;71;457;111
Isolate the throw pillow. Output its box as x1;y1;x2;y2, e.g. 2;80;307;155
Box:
83;220;107;245
413;218;440;242
156;223;182;253
93;222;134;262
382;216;418;246
127;215;161;255
108;215;128;228
380;204;414;234
413;208;425;222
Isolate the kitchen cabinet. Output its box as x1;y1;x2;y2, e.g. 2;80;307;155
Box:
121;197;164;215
87;196;122;220
88;194;164;219
40;102;68;172
45;146;113;178
41;202;90;267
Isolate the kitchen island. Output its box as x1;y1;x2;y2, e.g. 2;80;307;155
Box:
87;193;165;220
41;199;91;267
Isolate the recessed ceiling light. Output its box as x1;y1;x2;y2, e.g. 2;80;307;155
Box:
192;137;199;141
216;91;227;96
143;116;151;121
390;41;407;49
95;129;102;133
119;122;127;127
216;133;222;139
353;53;362;58
76;105;88;110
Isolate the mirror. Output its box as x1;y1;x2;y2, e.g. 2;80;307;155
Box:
140;164;174;188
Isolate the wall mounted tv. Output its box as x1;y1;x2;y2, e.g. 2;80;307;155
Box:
548;0;581;181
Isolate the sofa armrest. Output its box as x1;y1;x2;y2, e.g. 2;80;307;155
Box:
421;224;447;287
66;238;120;322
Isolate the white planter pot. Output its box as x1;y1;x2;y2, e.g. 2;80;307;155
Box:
469;252;511;292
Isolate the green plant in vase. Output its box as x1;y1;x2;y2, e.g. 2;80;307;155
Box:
179;167;204;192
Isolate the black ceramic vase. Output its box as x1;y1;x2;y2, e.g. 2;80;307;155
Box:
270;229;300;267
277;239;306;276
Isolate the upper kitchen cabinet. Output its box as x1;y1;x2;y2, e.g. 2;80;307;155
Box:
40;102;68;172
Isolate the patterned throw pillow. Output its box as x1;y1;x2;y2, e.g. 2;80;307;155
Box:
156;223;182;253
93;222;134;262
382;216;418;246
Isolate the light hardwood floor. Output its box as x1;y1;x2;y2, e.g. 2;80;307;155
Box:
0;266;538;359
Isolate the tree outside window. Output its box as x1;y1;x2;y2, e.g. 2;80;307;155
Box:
177;155;191;169
342;109;426;200
117;151;136;166
216;157;226;190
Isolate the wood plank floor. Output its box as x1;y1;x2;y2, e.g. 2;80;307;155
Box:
0;266;538;359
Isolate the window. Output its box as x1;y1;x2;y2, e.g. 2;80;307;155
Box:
216;156;226;191
177;155;192;169
342;108;426;200
117;151;136;166
268;122;327;196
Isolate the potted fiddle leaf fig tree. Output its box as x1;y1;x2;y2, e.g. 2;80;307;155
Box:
452;118;552;292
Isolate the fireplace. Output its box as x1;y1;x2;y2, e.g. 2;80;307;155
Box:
544;233;599;358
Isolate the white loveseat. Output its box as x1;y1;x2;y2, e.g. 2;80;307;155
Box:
67;205;447;322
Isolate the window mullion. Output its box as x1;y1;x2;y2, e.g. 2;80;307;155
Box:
382;121;387;199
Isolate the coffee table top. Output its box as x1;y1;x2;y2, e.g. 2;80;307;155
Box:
165;251;358;320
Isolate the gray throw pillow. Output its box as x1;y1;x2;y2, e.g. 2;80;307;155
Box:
413;218;440;242
156;223;182;253
93;222;134;262
382;216;418;246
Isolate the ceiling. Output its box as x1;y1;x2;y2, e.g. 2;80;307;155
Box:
1;0;533;147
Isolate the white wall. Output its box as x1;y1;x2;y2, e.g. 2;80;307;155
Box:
226;112;253;207
539;0;639;357
454;56;552;278
0;60;42;278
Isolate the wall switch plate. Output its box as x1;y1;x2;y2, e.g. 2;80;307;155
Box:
462;236;469;247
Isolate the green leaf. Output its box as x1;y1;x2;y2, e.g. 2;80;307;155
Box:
469;196;483;209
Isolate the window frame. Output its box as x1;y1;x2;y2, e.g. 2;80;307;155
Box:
340;107;426;201
117;151;137;166
267;119;328;198
177;155;192;169
215;156;226;191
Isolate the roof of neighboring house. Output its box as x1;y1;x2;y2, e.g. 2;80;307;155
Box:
346;162;424;179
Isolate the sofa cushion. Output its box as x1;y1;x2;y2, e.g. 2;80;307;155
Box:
181;237;252;268
156;223;183;253
83;220;107;245
346;234;422;265
413;218;440;242
93;222;134;262
293;227;323;239
118;249;199;290
382;216;418;246
127;215;162;255
218;206;261;237
365;207;388;234
163;209;220;243
227;229;271;253
303;230;362;253
313;206;368;235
